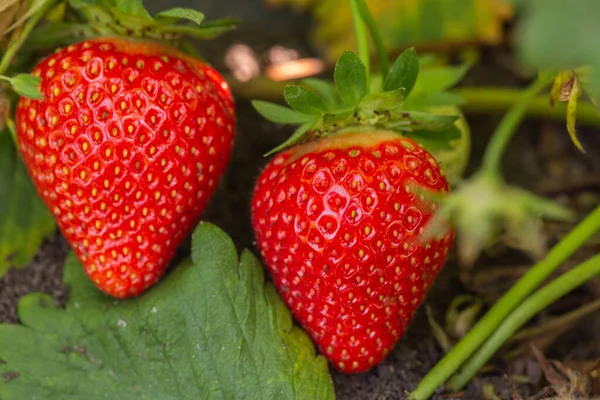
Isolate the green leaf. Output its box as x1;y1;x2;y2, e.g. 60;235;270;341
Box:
0;131;55;277
334;50;367;107
252;100;316;124
8;74;43;100
0;222;335;399
383;47;419;95
301;78;339;109
155;7;204;25
266;120;319;156
284;85;329;115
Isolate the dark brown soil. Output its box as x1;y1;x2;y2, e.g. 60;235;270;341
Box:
1;1;600;399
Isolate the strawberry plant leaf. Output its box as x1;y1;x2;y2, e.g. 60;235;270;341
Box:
155;7;204;25
252;100;316;124
301;78;339;109
0;131;55;277
383;47;419;95
284;85;330;115
334;50;368;107
0;222;335;399
7;74;43;100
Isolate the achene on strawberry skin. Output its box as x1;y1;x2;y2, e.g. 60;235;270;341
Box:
16;38;235;298
251;131;454;373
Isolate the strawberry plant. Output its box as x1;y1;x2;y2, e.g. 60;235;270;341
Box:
0;0;599;399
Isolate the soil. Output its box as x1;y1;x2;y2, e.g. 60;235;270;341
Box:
1;1;600;399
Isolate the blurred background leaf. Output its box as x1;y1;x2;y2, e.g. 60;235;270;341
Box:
265;0;513;61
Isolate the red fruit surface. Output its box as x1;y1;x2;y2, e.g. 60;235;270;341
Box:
16;38;235;298
251;131;454;373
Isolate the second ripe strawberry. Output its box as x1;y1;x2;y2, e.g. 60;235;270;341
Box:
251;130;453;373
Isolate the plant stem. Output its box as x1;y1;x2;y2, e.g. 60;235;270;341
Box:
348;0;370;87
481;72;555;174
354;0;389;79
409;205;600;400
0;0;57;76
446;253;600;390
454;87;600;128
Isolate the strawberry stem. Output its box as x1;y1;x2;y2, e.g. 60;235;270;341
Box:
445;252;600;391
0;0;58;76
410;205;600;400
349;0;370;89
354;0;390;79
480;71;555;175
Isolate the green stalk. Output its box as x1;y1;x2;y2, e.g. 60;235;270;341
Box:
446;253;600;390
480;72;555;174
454;88;600;128
409;205;600;400
354;0;390;79
348;0;370;88
0;0;58;76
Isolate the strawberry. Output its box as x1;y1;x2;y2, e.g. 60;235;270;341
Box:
15;37;235;298
251;131;453;372
250;48;468;372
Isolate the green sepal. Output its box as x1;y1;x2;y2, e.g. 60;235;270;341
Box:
334;50;368;107
252;100;316;124
404;125;462;151
383;47;419;95
301;79;339;109
284;85;330;115
1;74;43;100
265;119;320;156
154;7;205;25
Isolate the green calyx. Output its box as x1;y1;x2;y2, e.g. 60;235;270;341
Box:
253;48;470;157
13;0;237;55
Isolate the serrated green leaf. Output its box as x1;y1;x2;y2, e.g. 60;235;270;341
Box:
266;119;319;156
0;131;55;277
9;74;43;100
284;85;329;115
155;7;204;25
301;78;339;109
252;100;316;124
0;222;335;399
383;47;419;95
334;50;367;107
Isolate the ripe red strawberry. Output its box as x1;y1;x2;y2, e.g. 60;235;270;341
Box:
16;38;235;298
251;131;454;373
